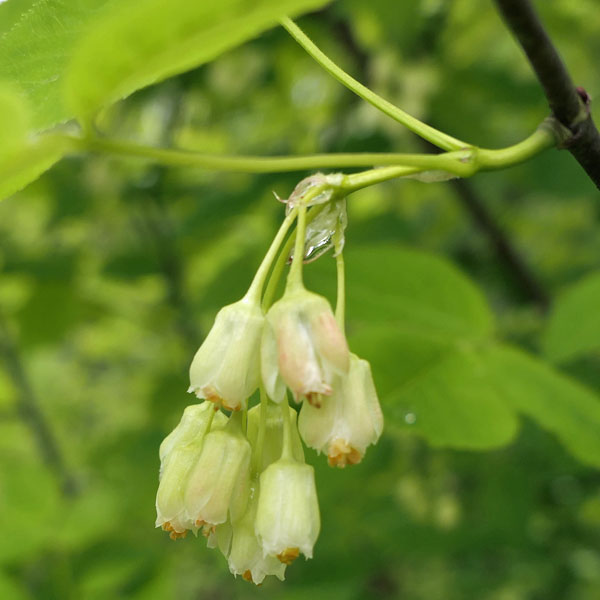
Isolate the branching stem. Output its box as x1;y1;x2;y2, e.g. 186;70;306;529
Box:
246;207;298;303
280;17;467;151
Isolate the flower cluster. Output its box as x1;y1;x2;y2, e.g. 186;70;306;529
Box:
155;188;383;584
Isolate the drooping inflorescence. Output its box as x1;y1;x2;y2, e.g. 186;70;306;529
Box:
155;175;383;584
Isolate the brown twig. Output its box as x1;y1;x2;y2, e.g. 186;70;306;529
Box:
493;0;600;190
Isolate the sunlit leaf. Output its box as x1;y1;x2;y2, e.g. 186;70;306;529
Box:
0;0;112;130
0;84;68;202
65;0;331;123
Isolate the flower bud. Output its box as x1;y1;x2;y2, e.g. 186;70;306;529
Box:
298;353;383;468
189;297;264;411
155;403;227;538
184;421;252;528
255;459;320;562
246;403;304;472
262;288;349;404
228;482;286;584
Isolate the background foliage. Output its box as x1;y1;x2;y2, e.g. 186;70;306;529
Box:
1;0;600;598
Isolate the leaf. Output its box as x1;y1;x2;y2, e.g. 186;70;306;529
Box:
307;244;494;339
486;344;600;468
64;0;331;124
321;245;600;462
542;271;600;363
0;0;38;37
0;0;112;131
0;84;68;202
355;327;520;449
315;245;511;449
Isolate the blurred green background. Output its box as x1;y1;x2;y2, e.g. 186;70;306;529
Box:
1;1;600;598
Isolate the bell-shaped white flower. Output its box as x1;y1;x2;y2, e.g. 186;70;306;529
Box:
155;403;226;538
228;482;286;584
184;414;252;529
255;458;320;563
189;296;264;411
298;353;383;467
261;288;349;404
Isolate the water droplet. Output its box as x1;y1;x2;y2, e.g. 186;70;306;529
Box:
404;412;416;425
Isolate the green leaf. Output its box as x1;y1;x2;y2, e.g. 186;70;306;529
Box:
542;271;600;363
332;245;511;449
0;0;112;131
0;84;69;202
330;245;600;462
0;0;38;37
355;327;520;449
64;0;331;124
308;244;494;339
486;344;600;468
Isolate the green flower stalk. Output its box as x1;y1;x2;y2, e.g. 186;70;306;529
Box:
298;353;384;467
246;401;304;473
188;206;299;412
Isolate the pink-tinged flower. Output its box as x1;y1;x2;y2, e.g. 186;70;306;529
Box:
298;353;383;467
189;297;264;412
261;288;349;404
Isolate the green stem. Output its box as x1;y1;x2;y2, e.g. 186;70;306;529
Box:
225;409;246;437
261;205;326;311
65;122;556;182
252;386;269;476
71;134;466;173
286;205;308;291
477;122;557;169
340;124;558;192
280;17;467;152
341;165;424;193
280;394;294;461
245;207;298;303
334;243;346;335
